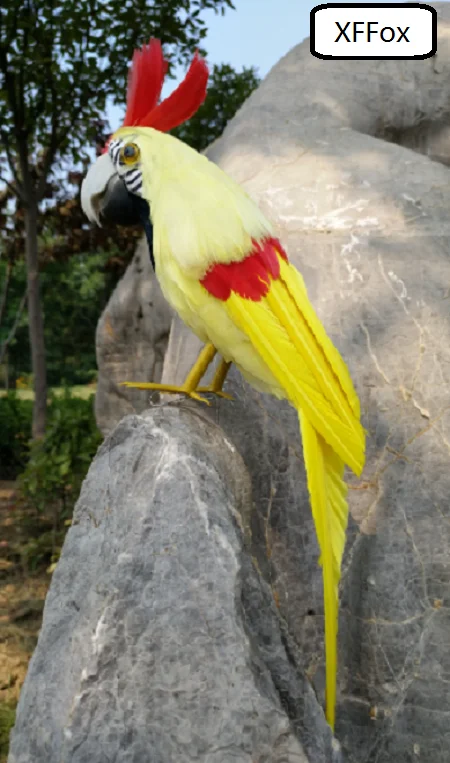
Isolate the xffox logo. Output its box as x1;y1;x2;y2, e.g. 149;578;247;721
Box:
311;3;436;60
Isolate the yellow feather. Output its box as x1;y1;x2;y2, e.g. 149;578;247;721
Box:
110;126;365;729
115;126;273;275
278;258;361;420
299;414;347;730
226;281;364;476
224;261;365;730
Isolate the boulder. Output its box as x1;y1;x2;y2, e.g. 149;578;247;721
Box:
95;239;172;435
8;410;336;763
162;4;450;759
12;3;450;761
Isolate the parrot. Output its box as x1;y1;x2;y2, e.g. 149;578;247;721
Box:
81;38;365;730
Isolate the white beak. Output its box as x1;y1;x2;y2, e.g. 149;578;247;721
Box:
81;153;117;226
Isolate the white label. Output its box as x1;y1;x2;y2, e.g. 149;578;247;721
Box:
311;3;436;59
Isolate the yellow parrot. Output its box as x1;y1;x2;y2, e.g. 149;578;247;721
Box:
81;39;365;730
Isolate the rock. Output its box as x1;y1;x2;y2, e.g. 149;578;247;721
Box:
160;4;450;761
95;239;172;435
8;410;335;763
14;4;450;760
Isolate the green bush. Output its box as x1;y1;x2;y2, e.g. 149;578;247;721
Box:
0;394;33;479
0;391;102;572
19;390;102;518
0;702;16;762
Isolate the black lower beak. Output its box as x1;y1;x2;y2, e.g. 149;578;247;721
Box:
99;174;154;269
99;174;147;226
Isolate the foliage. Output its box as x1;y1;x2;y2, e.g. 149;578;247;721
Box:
0;0;235;187
0;392;33;479
172;63;260;151
14;526;67;574
0;58;260;387
19;390;102;516
0;0;235;437
0;389;101;504
0;0;239;271
0;249;128;386
0;702;16;762
0;168;143;277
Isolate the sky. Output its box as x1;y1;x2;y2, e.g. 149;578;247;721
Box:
195;0;450;83
109;0;450;129
109;0;308;128
182;0;310;84
108;0;382;129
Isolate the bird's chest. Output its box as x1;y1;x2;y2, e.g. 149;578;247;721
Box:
154;244;248;355
154;247;213;343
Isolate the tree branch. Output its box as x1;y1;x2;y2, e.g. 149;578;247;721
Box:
0;172;20;198
0;38;19;124
36;95;58;202
0;259;12;329
0;133;23;195
2;1;22;52
28;1;51;135
17;0;33;134
60;13;94;149
0;53;29;198
36;0;59;201
0;287;27;365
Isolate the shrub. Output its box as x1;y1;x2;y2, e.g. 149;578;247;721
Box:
0;702;16;762
0;394;33;479
19;390;102;519
1;390;102;571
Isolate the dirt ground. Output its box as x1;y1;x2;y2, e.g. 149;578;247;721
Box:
0;481;50;761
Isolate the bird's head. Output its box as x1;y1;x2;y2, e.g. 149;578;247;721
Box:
81;39;208;236
82;38;271;275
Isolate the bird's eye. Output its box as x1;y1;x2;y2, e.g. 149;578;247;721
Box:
120;143;140;165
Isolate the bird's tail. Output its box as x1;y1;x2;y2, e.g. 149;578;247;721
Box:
299;412;349;730
222;246;365;729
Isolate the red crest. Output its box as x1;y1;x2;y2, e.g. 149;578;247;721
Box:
102;38;208;153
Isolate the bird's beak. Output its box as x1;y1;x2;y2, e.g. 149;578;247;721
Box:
81;153;145;227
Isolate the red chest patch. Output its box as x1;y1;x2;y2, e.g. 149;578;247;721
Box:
200;237;288;301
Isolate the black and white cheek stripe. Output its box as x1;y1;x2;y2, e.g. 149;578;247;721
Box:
108;137;143;196
123;167;143;194
109;138;122;165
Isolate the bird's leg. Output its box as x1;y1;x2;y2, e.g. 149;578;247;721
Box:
197;358;233;400
120;343;222;405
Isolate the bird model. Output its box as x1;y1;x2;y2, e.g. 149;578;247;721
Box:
81;39;365;730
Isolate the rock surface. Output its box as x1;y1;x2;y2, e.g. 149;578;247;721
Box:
161;5;450;760
12;3;450;761
95;239;172;435
8;410;336;763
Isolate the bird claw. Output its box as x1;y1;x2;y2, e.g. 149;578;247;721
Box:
119;381;212;406
197;387;234;401
186;391;211;406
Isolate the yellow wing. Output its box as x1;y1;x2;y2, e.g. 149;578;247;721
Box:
225;259;365;474
224;257;365;729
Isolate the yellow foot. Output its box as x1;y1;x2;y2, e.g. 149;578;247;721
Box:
119;381;211;405
197;386;234;401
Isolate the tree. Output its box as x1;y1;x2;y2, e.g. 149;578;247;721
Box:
0;0;234;438
1;54;261;385
172;63;260;152
0;163;143;388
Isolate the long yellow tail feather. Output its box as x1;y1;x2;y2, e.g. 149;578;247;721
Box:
300;413;348;729
224;257;365;729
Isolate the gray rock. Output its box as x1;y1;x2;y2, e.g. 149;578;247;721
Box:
159;5;450;760
95;239;172;435
8;410;335;763
13;4;450;760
